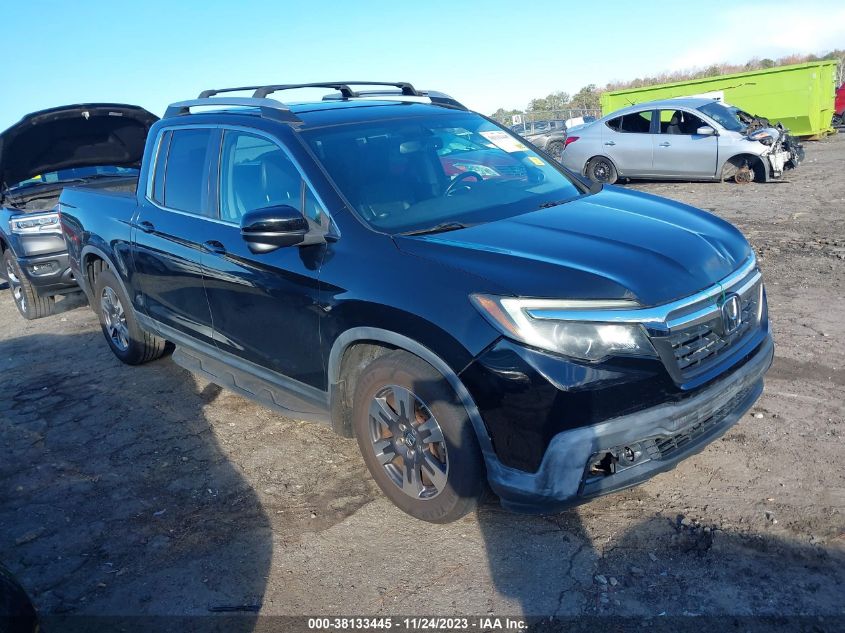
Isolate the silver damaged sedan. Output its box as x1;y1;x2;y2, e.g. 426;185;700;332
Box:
559;98;804;184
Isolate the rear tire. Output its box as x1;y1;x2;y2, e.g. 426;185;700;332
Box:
3;250;54;320
586;156;618;184
93;266;166;365
352;350;485;523
546;140;565;162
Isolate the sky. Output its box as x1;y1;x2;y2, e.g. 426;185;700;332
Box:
1;0;843;131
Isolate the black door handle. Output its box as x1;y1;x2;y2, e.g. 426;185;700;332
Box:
138;220;155;233
202;240;227;255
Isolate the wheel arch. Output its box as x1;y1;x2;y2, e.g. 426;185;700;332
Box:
79;245;133;303
584;154;620;178
327;327;496;461
720;152;768;182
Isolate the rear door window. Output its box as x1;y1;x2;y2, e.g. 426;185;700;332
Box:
161;128;216;216
606;111;653;133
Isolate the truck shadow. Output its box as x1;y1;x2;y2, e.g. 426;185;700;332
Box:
0;332;271;632
408;378;844;628
475;492;845;630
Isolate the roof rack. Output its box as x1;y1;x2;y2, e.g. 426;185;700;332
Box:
165;81;465;122
163;97;301;123
321;89;467;110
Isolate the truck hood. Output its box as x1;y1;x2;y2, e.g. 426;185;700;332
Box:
393;186;752;306
0;103;158;189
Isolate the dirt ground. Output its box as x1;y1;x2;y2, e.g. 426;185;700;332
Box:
1;135;843;630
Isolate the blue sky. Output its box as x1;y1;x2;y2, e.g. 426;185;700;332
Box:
1;0;842;130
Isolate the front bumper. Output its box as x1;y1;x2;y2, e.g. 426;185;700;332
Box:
484;334;773;513
16;251;76;294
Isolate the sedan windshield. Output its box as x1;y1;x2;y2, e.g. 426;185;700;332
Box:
302;112;584;234
696;102;745;133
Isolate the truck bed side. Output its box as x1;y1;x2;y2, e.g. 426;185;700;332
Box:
59;184;140;303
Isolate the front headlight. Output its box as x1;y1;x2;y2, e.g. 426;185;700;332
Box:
10;212;61;235
747;129;775;145
470;294;657;362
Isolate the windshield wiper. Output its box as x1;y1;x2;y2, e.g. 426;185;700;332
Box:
402;221;470;236
538;198;573;209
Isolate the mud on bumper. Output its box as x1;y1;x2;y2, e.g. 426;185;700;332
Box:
485;335;774;514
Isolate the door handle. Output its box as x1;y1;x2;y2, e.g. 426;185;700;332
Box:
603;141;616;146
138;220;155;233
659;142;671;147
202;240;227;255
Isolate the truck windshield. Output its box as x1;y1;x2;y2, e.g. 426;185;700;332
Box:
696;102;745;133
302;112;584;234
9;165;140;191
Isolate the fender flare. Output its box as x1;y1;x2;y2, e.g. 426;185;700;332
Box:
78;244;132;301
327;326;497;461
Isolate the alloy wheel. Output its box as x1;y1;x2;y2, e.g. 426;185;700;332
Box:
5;260;26;312
368;384;449;500
593;160;612;182
100;286;129;351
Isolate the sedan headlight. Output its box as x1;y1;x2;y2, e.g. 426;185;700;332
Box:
9;212;61;235
747;129;775;145
471;294;657;362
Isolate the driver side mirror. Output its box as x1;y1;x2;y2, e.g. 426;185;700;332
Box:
696;125;717;136
240;205;309;253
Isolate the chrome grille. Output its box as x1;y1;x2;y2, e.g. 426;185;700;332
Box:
668;285;760;373
651;265;765;384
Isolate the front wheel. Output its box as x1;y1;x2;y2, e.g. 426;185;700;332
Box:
2;250;54;320
352;350;486;523
93;266;166;365
586;156;618;184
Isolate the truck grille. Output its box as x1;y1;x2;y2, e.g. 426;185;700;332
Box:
651;266;765;385
667;285;760;375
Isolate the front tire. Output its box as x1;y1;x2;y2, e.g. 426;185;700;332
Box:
352;350;485;523
586;156;618;184
2;250;54;320
93;266;166;365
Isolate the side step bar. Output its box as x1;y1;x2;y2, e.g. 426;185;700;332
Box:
171;345;331;426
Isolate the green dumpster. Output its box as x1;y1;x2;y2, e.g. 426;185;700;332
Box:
600;60;839;138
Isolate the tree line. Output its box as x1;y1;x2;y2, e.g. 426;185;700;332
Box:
490;49;845;124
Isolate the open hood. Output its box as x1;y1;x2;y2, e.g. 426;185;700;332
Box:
0;103;158;189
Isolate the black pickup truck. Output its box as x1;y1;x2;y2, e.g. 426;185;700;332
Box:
61;81;774;523
0;104;157;318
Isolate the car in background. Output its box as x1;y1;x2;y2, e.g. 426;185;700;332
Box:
0;103;157;319
834;83;845;125
559;98;804;184
513;117;597;162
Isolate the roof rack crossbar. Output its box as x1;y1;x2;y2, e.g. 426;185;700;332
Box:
320;88;468;111
198;86;268;99
252;81;421;99
164;97;301;123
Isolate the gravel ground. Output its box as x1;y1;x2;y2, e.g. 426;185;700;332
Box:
0;135;843;629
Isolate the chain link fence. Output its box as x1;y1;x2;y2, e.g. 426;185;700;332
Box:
509;109;602;134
